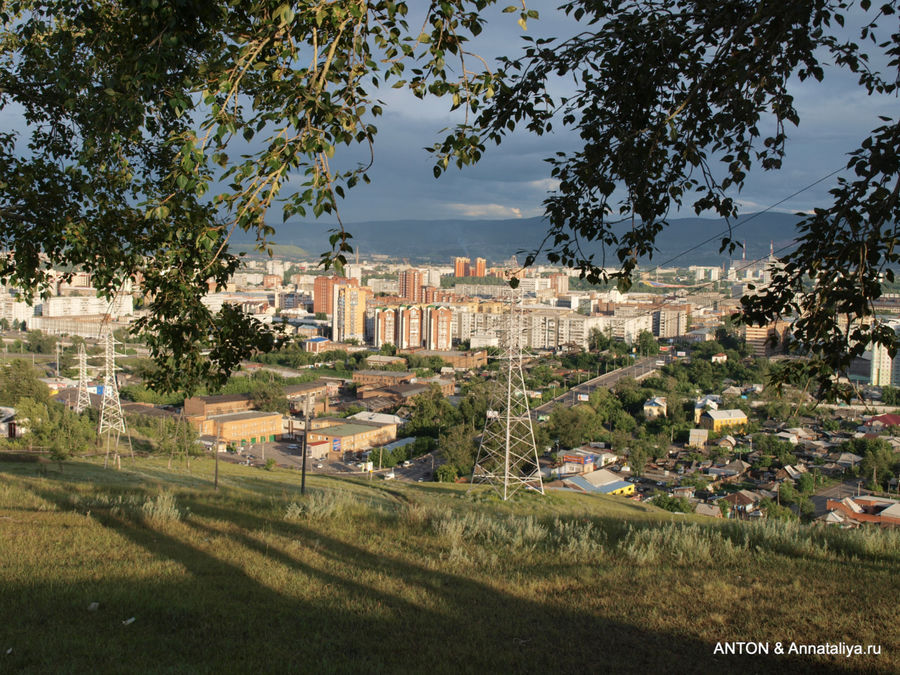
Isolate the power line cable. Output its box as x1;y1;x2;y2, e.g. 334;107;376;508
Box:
643;166;845;274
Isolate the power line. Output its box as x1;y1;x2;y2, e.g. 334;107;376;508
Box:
641;166;845;275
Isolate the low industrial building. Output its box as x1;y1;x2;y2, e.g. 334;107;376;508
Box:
307;422;397;456
352;370;416;387
192;411;283;446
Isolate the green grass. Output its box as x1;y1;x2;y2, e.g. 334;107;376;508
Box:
1;456;897;673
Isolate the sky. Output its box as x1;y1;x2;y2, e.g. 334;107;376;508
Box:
1;2;895;246
281;0;897;238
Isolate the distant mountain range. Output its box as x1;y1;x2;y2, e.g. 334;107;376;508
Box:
236;212;804;267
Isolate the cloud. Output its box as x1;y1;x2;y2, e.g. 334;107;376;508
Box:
733;199;810;215
444;203;537;219
526;177;561;193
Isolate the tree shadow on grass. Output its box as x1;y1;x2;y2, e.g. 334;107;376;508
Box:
6;481;869;674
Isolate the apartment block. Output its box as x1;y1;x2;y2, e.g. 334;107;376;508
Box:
652;309;688;338
332;285;366;342
454;257;471;277
473;257;486;277
398;269;424;303
314;275;358;315
424;306;453;351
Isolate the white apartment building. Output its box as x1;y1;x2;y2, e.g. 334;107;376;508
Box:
0;295;33;323
41;294;133;318
453;307;599;350
592;313;653;345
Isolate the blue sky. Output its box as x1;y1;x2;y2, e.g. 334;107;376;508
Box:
289;1;897;232
1;2;894;241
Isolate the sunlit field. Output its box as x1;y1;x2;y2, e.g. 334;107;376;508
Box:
1;456;896;673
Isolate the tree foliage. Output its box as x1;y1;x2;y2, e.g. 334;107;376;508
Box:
5;1;899;399
433;0;900;399
0;360;50;406
0;0;521;392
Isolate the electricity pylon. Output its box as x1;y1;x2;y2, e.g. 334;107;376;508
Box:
470;290;544;500
74;343;92;414
98;332;131;469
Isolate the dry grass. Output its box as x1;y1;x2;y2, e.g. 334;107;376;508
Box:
0;456;896;673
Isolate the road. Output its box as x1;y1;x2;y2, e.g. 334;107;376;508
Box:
259;438;440;483
810;479;871;516
532;356;661;417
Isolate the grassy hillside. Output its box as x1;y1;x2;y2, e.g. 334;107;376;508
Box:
1;457;897;673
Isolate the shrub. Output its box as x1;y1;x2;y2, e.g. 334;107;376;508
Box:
141;492;183;525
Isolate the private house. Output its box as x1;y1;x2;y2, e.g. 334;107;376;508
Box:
711;352;727;364
722;489;764;518
716;435;737;451
824;496;900;527
695;503;723;518
687;428;709;449
830;451;864;469
708;458;751;480
699;409;748;432
0;406;23;438
693;395;722;424
643;396;667;420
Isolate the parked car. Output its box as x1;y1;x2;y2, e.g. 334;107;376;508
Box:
383;471;395;480
401;460;412;468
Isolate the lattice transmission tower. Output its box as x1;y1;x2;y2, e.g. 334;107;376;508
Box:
98;332;132;469
470;290;544;500
74;343;92;414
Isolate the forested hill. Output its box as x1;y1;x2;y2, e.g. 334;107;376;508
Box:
244;212;802;265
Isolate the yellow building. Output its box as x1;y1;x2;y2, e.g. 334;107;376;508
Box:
332;284;366;342
193;411;283;445
699;409;748;432
600;482;636;496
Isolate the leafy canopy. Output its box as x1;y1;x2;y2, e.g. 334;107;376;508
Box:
3;1;899;399
0;0;527;392
434;0;900;399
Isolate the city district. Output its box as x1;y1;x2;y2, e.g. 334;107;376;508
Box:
1;250;899;528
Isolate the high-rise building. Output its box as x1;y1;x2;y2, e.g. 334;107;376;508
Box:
314;275;358;315
332;285;366;342
474;257;486;277
265;259;286;277
396;305;423;349
398;269;424;303
454;257;471;277
424;306;453;351
652;309;688;338
372;307;397;348
549;273;569;295
262;274;282;289
742;320;790;357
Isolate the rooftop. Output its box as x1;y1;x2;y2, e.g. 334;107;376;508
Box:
310;423;382;437
210;411;282;422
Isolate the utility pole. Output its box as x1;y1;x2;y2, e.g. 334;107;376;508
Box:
214;427;220;491
471;290;544;500
301;394;313;495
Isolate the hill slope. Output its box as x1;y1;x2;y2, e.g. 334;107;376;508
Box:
0;457;896;673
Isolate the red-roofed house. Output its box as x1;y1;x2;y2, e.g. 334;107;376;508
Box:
863;413;900;433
